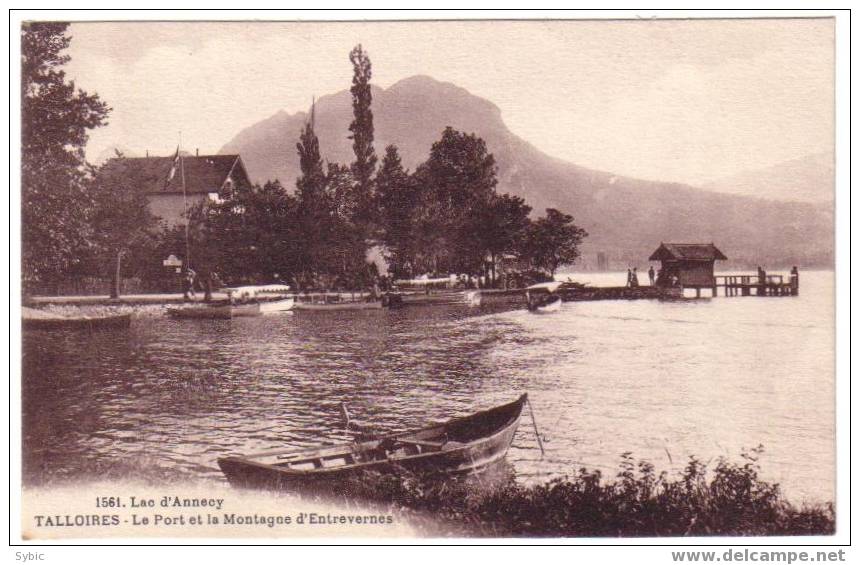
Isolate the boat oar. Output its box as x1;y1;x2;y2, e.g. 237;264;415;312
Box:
340;401;377;436
340;401;352;429
526;396;546;458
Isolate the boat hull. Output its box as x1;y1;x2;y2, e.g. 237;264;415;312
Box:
218;395;526;493
259;297;295;314
229;303;262;317
23;313;132;330
293;300;383;311
167;304;233;319
531;297;562;313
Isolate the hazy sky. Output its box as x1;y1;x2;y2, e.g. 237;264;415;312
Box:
65;18;834;186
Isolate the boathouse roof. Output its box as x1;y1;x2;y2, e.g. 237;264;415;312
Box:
99;154;252;194
649;243;728;262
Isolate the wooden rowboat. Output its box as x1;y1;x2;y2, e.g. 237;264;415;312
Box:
293;300;383;311
167;298;294;319
218;394;527;492
23;310;132;330
167;303;233;319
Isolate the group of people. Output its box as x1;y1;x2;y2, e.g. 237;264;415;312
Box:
625;265;658;287
626;265;679;288
181;268;223;302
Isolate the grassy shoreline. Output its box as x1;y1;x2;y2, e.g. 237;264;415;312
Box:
342;448;834;537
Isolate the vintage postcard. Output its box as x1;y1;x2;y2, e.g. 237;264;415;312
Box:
11;11;847;548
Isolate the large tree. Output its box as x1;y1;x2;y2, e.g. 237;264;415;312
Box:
21;22;110;287
326;162;370;287
414;127;498;275
525;208;589;276
375;145;418;277
293;118;331;288
475;193;532;285
196;179;299;290
347;44;377;229
88;155;159;297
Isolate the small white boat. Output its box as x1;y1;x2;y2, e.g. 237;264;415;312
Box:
225;284;291;300
532;296;562;313
525;282;563;313
526;281;563;293
258;297;295;314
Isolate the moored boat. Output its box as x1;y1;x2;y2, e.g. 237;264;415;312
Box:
23;307;132;330
258;297;295;314
532;296;562;313
217;394;527;493
525;282;563;313
168;285;295;319
293;299;383;311
167;303;233;319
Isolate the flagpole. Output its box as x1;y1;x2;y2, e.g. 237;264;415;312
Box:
180;132;191;271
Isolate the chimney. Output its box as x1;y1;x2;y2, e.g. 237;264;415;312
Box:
196;148;199;157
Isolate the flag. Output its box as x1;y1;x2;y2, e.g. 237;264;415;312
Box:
166;146;180;187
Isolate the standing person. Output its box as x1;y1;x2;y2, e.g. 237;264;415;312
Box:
188;268;197;300
626;268;633;288
648;265;656;286
631;267;640;288
182;267;196;301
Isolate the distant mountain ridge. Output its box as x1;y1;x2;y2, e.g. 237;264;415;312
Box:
220;75;833;268
702;153;834;204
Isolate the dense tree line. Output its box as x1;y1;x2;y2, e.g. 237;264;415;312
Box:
21;27;587;295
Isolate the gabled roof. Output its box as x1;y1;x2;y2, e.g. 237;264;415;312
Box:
649;243;728;262
98;154;251;194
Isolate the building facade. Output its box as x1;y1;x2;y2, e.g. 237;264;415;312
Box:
648;242;728;288
99;154;253;227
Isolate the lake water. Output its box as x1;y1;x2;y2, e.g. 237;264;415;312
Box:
21;271;834;504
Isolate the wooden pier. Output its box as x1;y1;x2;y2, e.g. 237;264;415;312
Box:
472;285;683;305
557;285;682;301
714;274;798;297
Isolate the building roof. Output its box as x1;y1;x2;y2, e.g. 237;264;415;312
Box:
99;154;251;194
649;243;728;262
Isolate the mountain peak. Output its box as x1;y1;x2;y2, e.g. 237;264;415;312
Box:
384;75;501;118
702;152;834;203
218;77;832;268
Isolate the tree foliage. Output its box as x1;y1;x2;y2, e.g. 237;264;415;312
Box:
348;44;377;229
375;145;418;277
194;180;299;285
87;155;159;296
411;127;498;275
23;32;589;293
476;193;532;283
21;22;110;285
524;208;589;276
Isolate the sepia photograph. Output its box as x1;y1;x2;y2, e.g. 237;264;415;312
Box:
11;10;847;547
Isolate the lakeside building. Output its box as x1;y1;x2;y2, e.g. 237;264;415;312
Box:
648;242;727;289
99;153;253;227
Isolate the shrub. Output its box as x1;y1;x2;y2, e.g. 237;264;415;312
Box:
338;447;834;537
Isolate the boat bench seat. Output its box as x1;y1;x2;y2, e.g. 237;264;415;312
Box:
400;439;446;450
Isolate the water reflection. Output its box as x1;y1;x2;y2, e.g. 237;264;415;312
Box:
22;272;834;504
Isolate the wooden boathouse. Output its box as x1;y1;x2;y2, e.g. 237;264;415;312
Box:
649;243;726;297
649;242;798;297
